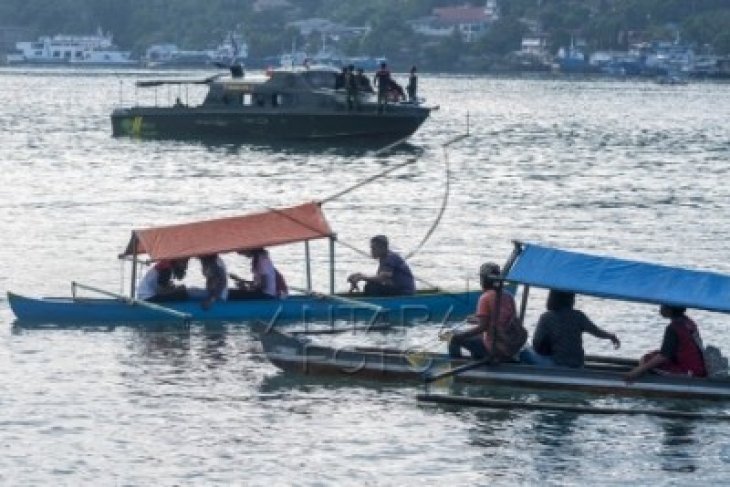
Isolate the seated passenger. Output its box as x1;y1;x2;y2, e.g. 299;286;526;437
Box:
445;263;527;361
347;235;415;297
188;254;228;310
520;290;620;368
229;247;287;300
625;305;707;382
137;258;188;302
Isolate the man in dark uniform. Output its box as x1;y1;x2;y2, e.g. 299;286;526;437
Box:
373;62;392;113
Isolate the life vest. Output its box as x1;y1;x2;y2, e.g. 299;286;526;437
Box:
665;317;707;377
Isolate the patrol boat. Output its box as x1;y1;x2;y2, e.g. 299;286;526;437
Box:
110;66;432;143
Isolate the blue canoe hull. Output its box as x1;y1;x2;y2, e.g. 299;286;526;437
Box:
7;290;480;325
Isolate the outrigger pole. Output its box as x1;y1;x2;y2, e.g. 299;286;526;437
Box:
416;394;730;421
72;281;191;323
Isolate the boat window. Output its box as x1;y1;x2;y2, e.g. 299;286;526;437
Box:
271;93;293;107
303;71;338;89
242;93;253;106
53;51;60;58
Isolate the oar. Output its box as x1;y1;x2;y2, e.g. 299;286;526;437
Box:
416;394;730;421
424;356;491;385
288;285;384;313
72;281;191;324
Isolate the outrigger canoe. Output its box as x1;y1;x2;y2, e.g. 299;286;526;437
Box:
261;329;730;400
8;202;478;324
261;241;730;401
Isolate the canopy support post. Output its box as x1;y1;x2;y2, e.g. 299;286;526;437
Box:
304;240;312;292
518;285;530;327
328;236;336;295
129;237;138;299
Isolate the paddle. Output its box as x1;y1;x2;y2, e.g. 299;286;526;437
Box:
71;281;191;323
424;356;492;385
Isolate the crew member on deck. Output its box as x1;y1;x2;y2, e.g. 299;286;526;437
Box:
373;62;392;113
347;235;415;296
355;67;374;93
625;305;707;382
406;65;418;102
229;248;287;300
137;258;189;302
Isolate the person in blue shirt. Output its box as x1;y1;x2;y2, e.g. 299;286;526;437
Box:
347;235;415;296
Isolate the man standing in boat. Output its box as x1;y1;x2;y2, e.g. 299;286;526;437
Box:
373;62;392;113
344;64;359;111
347;235;415;296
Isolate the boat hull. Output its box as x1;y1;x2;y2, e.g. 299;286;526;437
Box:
110;106;430;142
8;290;478;325
261;330;730;401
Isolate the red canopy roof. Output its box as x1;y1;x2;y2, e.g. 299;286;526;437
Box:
122;202;334;261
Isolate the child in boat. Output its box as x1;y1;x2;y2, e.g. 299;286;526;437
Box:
520;290;620;367
444;262;527;361
624;305;707;382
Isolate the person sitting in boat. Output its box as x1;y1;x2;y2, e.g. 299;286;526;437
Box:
347;235;415;297
188;254;228;310
624;305;707;382
355;68;374;94
229;248;288;300
520;290;620;368
137;258;189;302
443;262;527;361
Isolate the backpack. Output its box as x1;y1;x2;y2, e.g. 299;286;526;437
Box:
703;345;729;378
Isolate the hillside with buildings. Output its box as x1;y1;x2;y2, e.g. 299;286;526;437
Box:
1;0;728;75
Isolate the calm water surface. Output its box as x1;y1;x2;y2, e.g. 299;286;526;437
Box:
1;68;729;485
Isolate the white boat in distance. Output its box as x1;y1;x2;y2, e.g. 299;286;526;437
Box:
6;29;136;66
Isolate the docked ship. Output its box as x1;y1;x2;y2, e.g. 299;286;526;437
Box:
6;29;136;66
110;66;432;143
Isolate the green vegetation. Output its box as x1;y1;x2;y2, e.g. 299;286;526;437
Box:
1;0;728;70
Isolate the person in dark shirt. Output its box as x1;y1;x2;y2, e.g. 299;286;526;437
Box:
334;67;347;90
355;68;374;93
347;235;415;296
520;290;620;367
625;305;707;382
344;64;358;110
406;65;418;102
373;62;392;113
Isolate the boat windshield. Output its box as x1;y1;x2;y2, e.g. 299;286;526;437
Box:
303;70;337;89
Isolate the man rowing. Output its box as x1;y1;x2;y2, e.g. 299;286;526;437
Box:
347;235;415;297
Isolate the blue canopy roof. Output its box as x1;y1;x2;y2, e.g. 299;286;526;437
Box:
505;243;730;314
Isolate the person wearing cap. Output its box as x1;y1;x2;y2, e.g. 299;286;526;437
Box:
444;262;526;361
137;258;189;301
346;235;415;296
521;290;620;368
